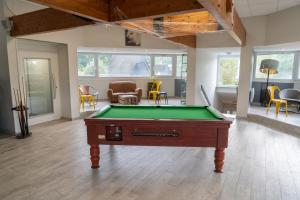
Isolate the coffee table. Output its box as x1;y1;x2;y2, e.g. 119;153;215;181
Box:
118;95;138;105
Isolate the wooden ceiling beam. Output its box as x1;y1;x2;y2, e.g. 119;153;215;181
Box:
110;0;204;21
197;0;246;45
166;35;197;48
119;11;220;38
10;8;95;37
119;23;197;48
27;0;109;22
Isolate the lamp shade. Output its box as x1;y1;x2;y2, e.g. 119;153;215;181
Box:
259;59;279;74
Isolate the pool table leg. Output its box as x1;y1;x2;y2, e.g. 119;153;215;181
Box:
214;148;225;173
90;144;100;168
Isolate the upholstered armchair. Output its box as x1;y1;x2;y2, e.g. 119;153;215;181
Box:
107;81;142;103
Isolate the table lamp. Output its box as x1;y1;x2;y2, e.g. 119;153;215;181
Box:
259;59;279;106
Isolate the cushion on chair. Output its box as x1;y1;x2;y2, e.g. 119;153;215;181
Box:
280;89;300;102
80;85;90;95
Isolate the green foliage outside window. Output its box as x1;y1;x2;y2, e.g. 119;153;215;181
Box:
98;55;112;75
77;54;96;76
218;56;239;86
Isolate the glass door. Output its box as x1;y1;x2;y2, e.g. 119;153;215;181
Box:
24;58;54;117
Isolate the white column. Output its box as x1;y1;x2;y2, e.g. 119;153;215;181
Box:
236;44;253;118
186;47;197;105
67;44;80;119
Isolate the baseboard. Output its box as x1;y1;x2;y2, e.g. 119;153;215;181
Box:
0;128;16;139
247;113;300;135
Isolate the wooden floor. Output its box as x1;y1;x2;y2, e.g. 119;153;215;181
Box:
0;119;300;200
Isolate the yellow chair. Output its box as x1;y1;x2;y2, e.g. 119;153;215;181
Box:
266;86;288;117
79;87;95;111
148;80;162;102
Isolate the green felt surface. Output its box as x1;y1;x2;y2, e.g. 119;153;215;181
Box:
94;105;222;120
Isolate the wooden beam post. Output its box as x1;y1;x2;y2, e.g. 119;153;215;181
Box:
110;0;204;21
165;35;197;48
197;0;246;45
10;8;94;37
119;11;220;39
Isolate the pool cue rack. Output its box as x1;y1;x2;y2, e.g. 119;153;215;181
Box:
12;78;31;139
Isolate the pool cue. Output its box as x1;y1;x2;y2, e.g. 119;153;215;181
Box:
16;89;25;135
18;89;25;137
22;77;29;135
13;89;22;135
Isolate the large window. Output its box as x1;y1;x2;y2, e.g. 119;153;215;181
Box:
77;52;184;78
153;56;173;76
98;54;151;77
217;56;240;87
254;53;295;80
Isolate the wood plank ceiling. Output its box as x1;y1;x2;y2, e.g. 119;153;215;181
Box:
9;0;246;48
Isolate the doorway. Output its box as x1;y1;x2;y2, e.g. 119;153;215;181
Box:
19;52;61;125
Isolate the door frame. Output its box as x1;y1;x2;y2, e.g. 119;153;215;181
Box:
18;51;61;125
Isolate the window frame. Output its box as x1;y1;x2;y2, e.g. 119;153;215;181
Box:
217;55;240;88
77;52;179;78
252;51;298;83
96;53;152;78
176;54;188;79
153;55;175;77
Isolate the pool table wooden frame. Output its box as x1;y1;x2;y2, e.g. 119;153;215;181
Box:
85;106;232;173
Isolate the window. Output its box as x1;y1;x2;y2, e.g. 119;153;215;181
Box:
154;56;173;76
176;55;187;78
218;56;240;87
77;52;180;77
98;54;151;77
254;53;295;80
77;53;96;76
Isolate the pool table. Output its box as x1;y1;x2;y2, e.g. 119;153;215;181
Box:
85;105;232;173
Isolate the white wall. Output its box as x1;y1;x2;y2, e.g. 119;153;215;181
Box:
57;44;72;119
194;46;240;111
186;48;197;105
0;0;15;134
195;49;218;107
265;6;300;45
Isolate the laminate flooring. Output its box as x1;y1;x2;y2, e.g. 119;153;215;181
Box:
0;119;300;200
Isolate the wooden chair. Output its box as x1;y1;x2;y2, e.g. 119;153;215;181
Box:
266;86;288;117
148;80;162;102
79;87;95;111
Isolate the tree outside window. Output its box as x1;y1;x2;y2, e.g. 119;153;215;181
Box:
77;53;96;76
218;56;240;87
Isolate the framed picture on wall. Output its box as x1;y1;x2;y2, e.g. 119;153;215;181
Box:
125;30;141;46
